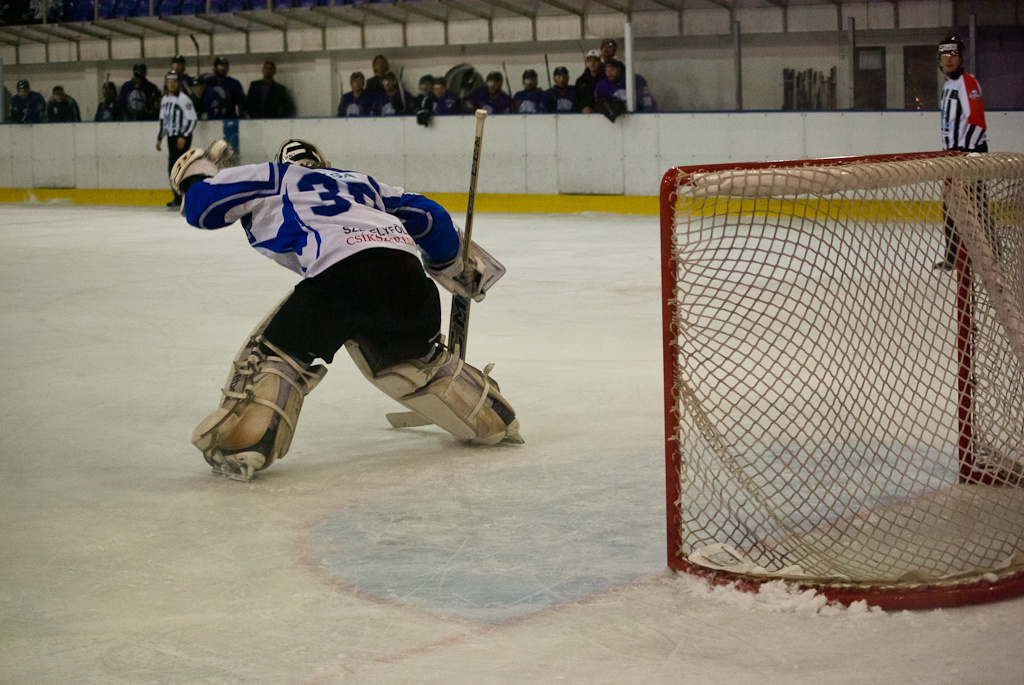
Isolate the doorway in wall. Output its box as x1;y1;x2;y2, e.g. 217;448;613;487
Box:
904;45;939;110
854;46;886;110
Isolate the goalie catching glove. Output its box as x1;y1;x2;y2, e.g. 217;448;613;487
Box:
425;231;506;302
169;139;239;196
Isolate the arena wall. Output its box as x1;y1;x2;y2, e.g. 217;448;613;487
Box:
2;111;1023;206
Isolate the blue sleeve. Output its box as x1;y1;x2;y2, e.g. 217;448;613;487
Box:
383;193;459;266
183;164;282;229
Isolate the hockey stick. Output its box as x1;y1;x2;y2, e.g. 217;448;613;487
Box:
501;61;514;97
189;34;200;78
386;110;488;430
449;108;488;358
396;66;410;114
386;411;432;428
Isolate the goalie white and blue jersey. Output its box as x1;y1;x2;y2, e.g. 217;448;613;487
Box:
183;163;459;278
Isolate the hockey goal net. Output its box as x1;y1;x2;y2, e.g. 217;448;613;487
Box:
661;151;1024;609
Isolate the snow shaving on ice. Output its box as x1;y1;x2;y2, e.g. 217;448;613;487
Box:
671;572;887;617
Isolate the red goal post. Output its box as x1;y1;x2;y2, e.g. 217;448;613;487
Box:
660;151;1024;610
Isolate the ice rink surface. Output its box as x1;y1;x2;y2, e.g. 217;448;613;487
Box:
2;202;1023;684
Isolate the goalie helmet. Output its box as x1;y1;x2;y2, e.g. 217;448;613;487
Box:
275;139;331;169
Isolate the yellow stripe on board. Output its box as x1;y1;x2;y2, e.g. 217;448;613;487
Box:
676;197;946;222
0;188;173;206
0;188;661;215
427;193;659;215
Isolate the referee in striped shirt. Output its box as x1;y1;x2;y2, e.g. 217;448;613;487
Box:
935;36;989;271
157;71;198;208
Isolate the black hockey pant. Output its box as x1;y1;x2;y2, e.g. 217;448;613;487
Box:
262;248;442;372
167;134;193;202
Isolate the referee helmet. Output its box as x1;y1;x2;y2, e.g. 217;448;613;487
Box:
938;35;965;56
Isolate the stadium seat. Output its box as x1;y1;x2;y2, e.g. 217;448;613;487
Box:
72;1;95;21
96;0;117;19
179;0;205;14
156;0;181;15
58;0;77;21
113;0;140;18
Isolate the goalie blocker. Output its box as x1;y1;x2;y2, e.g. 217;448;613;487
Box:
170;139;238;201
424;230;506;303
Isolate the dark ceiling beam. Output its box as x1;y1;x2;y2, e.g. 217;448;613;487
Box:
535;0;583;37
437;0;492;22
438;0;493;42
398;0;449;23
588;0;630;16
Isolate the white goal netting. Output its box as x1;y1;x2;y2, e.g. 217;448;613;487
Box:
662;152;1024;600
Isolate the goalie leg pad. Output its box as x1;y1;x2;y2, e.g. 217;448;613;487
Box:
346;341;522;445
193;336;327;481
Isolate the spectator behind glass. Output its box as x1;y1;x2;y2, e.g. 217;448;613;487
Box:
365;55;390;98
416;75;462;127
513;69;546;114
467;71;514;114
191;75;209;120
430;76;461;115
413;74;434;110
118;63;161;121
634;71;657;112
545;66;577;113
247;61;295;119
600;38;626;75
593;61;656;121
94;81;122;122
372;71;413;116
10;79;47;123
168;54;194;94
338;71;373;117
574;49;604;114
46;85;80;122
595;60;628;121
204;56;247;119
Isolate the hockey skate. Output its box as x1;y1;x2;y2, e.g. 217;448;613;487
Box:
192;337;327;481
346;341;523;445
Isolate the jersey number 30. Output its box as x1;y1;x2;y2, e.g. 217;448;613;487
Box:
297;172;380;217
